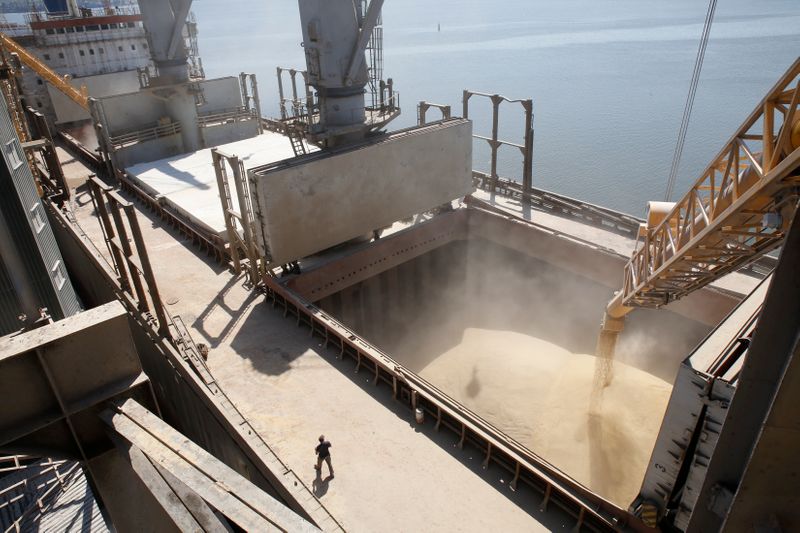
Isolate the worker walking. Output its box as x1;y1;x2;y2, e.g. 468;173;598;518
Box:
315;435;334;477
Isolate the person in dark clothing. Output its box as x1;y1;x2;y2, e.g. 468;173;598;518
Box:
315;435;334;477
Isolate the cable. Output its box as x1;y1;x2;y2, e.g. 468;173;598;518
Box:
664;0;718;201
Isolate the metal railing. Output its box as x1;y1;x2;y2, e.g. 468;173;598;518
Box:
197;106;256;128
108;120;181;149
276;67;314;121
463;90;534;199
417;101;451;125
86;176;170;338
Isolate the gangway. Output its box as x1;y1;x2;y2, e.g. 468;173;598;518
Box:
597;58;800;361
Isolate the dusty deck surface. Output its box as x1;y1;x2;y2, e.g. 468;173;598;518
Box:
64;156;574;531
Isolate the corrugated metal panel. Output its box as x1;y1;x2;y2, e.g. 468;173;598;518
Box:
22;465;110;533
0;253;23;335
0;459;109;533
0;93;81;334
0;459;70;530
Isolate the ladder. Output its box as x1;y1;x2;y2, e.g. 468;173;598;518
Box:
287;120;307;156
212;149;262;284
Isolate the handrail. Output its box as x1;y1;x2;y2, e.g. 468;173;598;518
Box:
108;121;182;148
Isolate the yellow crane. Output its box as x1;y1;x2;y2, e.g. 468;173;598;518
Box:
0;33;89;198
597;57;800;371
0;32;89;111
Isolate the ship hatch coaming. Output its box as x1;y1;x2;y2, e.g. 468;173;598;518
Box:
291;207;731;507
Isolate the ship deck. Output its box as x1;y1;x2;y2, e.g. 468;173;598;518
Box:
65;153;574;531
124;131;305;239
61;144;760;531
470;188;760;296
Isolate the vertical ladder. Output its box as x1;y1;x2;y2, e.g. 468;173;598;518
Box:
213;152;242;273
287;122;307;156
235;158;261;283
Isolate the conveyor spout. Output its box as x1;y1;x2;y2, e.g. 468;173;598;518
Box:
594;292;633;387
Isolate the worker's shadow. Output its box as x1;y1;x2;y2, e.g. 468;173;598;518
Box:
312;470;333;498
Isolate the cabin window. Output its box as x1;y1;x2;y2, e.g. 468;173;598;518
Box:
127;22;135;28
36;79;43;85
56;28;65;34
30;204;45;234
142;43;148;50
79;50;85;57
65;27;74;33
99;48;104;55
76;26;84;32
130;44;136;51
89;48;95;55
51;261;66;290
100;24;109;30
86;25;100;31
36;101;42;108
5;139;23;170
43;54;50;61
45;28;54;35
118;46;123;52
58;52;64;59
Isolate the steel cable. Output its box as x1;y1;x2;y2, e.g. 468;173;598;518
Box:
664;0;718;201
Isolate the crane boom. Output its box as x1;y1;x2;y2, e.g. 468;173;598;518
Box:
598;57;800;364
0;33;89;110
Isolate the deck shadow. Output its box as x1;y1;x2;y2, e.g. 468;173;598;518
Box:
227;297;319;376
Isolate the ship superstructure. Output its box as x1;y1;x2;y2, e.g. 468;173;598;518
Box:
8;0;203;128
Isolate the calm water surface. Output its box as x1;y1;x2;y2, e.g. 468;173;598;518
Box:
193;0;799;215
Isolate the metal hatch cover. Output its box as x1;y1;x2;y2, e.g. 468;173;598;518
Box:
248;118;473;266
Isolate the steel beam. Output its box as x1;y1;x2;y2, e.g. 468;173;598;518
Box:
0;300;156;459
101;398;320;532
686;207;800;531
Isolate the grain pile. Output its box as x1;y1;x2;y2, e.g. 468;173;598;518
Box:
416;328;671;507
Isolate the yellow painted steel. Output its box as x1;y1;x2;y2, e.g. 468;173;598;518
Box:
598;57;800;363
0;32;89;110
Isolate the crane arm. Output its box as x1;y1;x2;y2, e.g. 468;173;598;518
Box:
0;33;89;110
598;57;800;362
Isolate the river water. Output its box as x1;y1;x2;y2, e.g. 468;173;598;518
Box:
193;0;799;215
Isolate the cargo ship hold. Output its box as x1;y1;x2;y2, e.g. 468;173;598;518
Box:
0;1;798;532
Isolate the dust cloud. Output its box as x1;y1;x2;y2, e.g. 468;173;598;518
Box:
64;122;99;152
320;238;708;506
